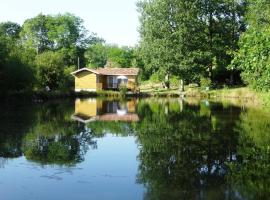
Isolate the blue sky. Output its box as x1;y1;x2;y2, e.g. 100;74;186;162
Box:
0;0;140;46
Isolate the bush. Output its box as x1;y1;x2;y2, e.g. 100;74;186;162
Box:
170;75;180;87
119;83;128;97
200;77;212;90
149;73;162;83
35;51;65;90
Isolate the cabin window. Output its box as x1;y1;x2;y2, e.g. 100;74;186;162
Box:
107;76;117;88
118;79;128;85
107;101;118;113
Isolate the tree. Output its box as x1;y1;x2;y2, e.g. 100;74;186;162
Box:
231;0;270;91
20;13;94;67
138;0;247;87
199;0;246;82
85;44;138;68
107;45;135;67
0;29;35;93
35;51;65;89
85;42;107;67
20;14;53;54
0;22;21;39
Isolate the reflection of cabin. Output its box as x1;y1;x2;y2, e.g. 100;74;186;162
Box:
72;99;139;123
71;67;140;92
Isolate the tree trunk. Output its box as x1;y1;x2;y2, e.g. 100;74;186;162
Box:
230;72;234;85
164;73;170;89
179;79;184;92
208;3;213;81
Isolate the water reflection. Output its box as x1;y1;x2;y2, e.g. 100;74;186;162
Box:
72;98;139;123
135;99;241;199
0;98;269;199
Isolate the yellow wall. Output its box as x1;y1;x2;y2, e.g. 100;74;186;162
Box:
74;71;138;91
75;99;98;117
127;75;137;90
75;71;97;91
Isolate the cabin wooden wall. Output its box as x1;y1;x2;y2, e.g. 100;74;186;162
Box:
75;71;97;91
127;75;137;90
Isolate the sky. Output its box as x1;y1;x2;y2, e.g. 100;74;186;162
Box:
0;0;140;46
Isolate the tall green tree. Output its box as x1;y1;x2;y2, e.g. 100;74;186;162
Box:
0;24;35;93
20;14;53;54
85;42;108;68
138;0;246;87
35;51;65;89
0;22;21;39
20;13;93;67
231;0;270;91
199;0;246;82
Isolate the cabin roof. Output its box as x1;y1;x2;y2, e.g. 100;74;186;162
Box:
70;68;100;75
71;67;139;76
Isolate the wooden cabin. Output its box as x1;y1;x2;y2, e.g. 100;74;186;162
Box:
71;67;140;92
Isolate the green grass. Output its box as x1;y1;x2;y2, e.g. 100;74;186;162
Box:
139;81;270;107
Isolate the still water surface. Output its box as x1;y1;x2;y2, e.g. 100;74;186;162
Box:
0;98;269;200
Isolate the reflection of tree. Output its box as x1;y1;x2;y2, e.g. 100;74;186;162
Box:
229;108;270;199
135;100;241;200
22;102;97;166
0;103;37;158
87;121;135;137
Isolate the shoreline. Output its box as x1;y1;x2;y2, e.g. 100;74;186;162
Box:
1;87;269;107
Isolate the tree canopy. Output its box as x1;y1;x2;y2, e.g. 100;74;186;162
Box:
138;0;247;87
231;0;270;91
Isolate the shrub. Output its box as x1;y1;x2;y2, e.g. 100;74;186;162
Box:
170;75;180;87
149;73;162;83
119;83;128;97
200;77;212;90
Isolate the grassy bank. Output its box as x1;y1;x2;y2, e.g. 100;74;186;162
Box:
194;87;270;107
1;86;269;107
140;82;270;107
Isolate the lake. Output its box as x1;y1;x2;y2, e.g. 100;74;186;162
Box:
0;98;269;200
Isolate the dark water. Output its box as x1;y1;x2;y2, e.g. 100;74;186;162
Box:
0;98;269;200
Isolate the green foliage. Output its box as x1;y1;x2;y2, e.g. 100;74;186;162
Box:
169;75;180;86
0;21;21;39
85;43;142;69
138;0;247;86
149;73;162;83
119;83;128;97
231;0;270;91
200;77;212;89
35;51;66;89
107;45;135;67
0;33;35;93
85;43;107;67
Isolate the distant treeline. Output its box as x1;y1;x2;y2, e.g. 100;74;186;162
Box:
0;13;143;94
0;0;270;93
